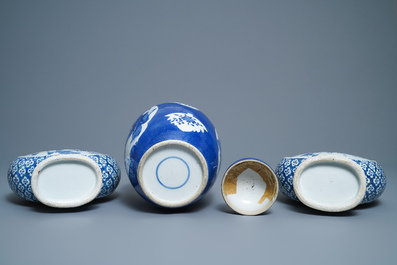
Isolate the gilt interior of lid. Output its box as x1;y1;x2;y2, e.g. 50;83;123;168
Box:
139;141;208;208
33;158;102;208
295;160;364;211
222;160;278;215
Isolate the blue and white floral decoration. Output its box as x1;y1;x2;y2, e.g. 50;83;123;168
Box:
124;106;158;176
165;113;208;133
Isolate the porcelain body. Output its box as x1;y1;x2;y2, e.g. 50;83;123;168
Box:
221;158;278;215
125;102;221;208
7;149;121;207
275;152;386;210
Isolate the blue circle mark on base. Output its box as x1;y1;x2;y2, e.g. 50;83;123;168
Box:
156;156;190;189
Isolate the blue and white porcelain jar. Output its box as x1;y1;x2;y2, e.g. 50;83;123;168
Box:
125;102;221;208
275;152;386;212
7;149;121;208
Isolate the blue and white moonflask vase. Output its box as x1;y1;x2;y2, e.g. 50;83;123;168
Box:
275;152;386;212
7;149;121;208
125;102;221;208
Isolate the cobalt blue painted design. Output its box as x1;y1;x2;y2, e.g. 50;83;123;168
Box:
125;102;221;207
7;149;121;202
156;156;190;189
275;152;387;204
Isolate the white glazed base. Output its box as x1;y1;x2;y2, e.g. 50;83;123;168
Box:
222;159;278;215
138;140;208;208
31;155;103;208
293;154;367;212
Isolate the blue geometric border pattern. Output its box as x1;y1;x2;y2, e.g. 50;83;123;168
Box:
352;158;386;204
7;150;121;202
275;156;310;201
8;156;40;202
87;154;121;198
274;153;386;204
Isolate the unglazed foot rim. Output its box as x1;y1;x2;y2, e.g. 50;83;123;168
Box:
293;154;367;212
138;140;209;208
221;159;279;216
31;154;103;208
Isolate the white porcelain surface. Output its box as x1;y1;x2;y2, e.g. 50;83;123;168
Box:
31;154;103;208
293;154;367;212
222;158;278;215
138;140;208;208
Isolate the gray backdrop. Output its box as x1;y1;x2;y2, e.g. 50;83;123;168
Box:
1;1;396;265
